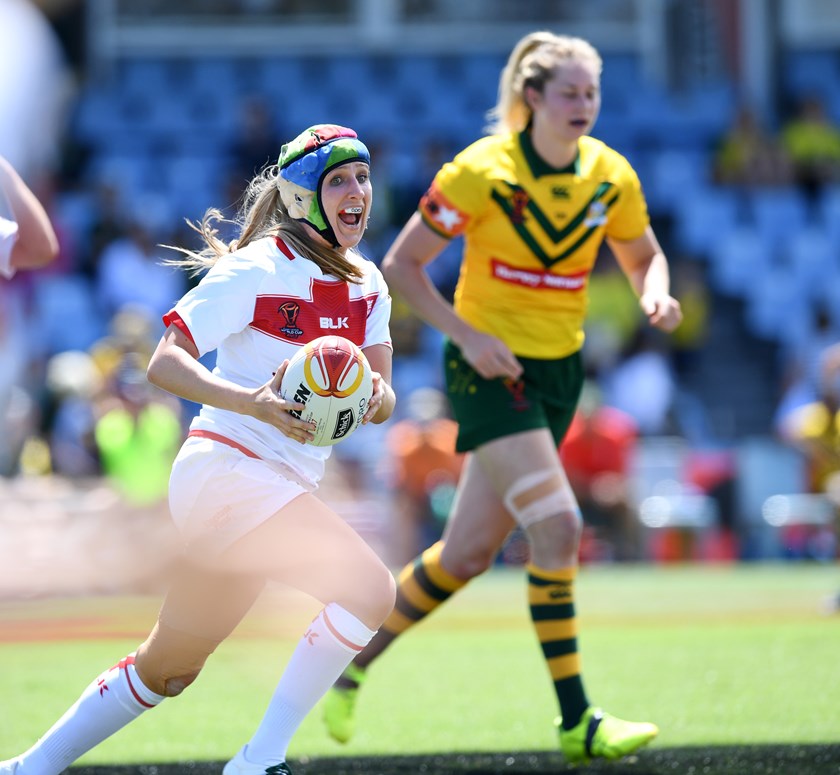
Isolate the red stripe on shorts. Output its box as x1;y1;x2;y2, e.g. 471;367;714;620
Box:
188;429;260;459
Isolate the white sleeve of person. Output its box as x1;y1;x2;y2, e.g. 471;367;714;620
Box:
170;248;269;356
0;215;19;279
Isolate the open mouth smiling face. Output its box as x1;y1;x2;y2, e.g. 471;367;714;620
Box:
338;205;364;228
322;160;372;247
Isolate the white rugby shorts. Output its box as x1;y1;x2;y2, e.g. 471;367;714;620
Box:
168;434;316;556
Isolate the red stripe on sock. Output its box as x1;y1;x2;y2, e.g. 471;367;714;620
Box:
321;609;364;652
117;655;156;709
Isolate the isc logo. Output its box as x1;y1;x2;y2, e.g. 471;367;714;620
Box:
320;317;349;329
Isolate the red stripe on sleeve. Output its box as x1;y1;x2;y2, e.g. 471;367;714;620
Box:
162;310;196;346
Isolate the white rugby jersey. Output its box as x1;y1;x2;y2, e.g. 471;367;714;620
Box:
0;215;19;279
164;235;392;486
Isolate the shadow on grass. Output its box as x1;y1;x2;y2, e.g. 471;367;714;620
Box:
71;744;840;775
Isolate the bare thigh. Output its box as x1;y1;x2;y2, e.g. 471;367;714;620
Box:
441;429;570;575
473;428;582;568
217;492;396;629
439;453;516;577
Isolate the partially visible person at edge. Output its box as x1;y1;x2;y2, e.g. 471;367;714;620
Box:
0;125;397;775
323;32;682;765
0;154;59;277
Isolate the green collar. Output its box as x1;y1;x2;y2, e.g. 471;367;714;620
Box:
519;129;580;177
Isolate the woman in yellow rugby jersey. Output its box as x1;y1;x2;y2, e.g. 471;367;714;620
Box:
324;31;682;764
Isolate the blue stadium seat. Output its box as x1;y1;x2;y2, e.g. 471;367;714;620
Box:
743;266;810;343
816;184;840;244
745;188;810;245
708;225;773;297
645;150;712;216
673;187;742;258
164;154;227;221
784;226;838;301
117;58;182;96
73;88;130;143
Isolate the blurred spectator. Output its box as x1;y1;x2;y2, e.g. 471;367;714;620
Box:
713;105;793;187
42;349;102;477
668;259;710;379
602;326;677;436
775;305;840;434
88;303;159;383
779;341;840;499
390;137;456;227
584;253;643;377
781;95;840;198
95;212;186;323
778;341;840;575
383;387;464;565
78;181;130;277
560;382;640;560
228;96;283;182
93;353;183;509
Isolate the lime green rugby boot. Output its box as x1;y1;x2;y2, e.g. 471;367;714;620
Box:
323;664;367;744
557;707;658;764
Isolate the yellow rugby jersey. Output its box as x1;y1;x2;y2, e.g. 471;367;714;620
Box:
419;131;650;359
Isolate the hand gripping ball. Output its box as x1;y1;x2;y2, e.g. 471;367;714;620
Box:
280;335;373;446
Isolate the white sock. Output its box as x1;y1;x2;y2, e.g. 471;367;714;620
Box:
15;654;164;775
243;603;376;765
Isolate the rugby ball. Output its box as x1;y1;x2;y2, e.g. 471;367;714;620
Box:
281;335;373;447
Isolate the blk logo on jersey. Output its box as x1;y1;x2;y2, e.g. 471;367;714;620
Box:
320;316;349;330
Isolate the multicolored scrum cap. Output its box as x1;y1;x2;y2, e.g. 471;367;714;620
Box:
277;124;370;246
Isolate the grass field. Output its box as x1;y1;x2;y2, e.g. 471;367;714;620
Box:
0;563;838;773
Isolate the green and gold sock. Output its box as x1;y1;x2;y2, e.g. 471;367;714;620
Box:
528;563;589;730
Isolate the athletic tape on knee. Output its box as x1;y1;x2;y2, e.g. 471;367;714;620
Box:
503;468;579;528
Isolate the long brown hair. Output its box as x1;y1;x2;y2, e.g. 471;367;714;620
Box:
165;164;365;284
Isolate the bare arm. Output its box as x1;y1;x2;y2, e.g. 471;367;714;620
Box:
381;213;522;380
0;156;59;271
361;342;396;424
607;225;683;333
147;324;315;444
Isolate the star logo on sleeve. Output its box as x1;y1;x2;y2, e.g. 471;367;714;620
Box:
434;206;463;232
420;183;469;238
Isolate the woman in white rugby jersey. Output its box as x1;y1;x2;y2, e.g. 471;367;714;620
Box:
0;125;396;775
